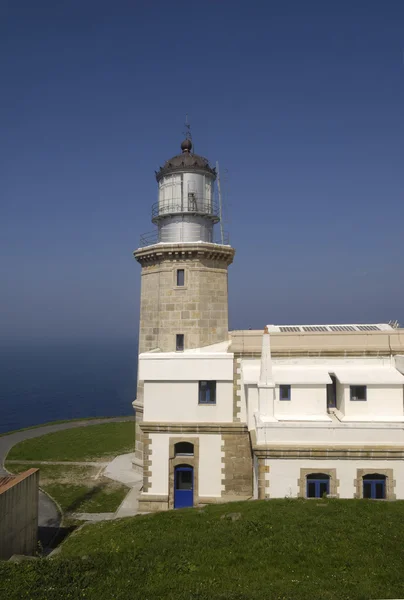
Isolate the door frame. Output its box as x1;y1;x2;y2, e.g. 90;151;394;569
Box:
168;437;199;509
174;465;194;508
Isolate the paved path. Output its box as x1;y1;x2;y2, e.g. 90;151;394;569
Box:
0;416;135;550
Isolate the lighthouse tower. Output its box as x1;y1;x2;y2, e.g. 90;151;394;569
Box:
132;137;235;473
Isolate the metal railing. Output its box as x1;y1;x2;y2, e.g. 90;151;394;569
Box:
139;229;230;248
151;197;220;221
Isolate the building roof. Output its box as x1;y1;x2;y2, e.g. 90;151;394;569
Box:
0;476;15;489
267;324;394;333
0;469;39;495
230;325;404;356
333;366;404;385
155;139;216;181
243;365;333;384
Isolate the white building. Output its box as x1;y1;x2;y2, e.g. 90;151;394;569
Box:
133;137;404;511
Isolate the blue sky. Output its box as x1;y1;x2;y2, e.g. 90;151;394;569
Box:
1;0;403;341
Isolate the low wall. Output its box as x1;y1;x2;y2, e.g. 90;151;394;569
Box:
0;469;39;560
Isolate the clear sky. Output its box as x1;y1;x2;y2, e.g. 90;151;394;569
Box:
1;0;403;341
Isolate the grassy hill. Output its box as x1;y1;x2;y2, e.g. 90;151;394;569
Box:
2;498;404;599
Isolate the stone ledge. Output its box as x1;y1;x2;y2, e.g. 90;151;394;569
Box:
134;243;235;266
199;495;252;504
140;422;248;434
253;446;404;460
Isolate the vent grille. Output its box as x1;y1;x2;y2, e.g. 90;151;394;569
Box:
273;324;387;333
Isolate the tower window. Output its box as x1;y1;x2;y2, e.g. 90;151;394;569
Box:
176;269;185;286
350;385;367;401
279;385;291;401
199;381;216;404
176;334;184;352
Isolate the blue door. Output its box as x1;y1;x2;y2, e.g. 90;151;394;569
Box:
174;465;193;508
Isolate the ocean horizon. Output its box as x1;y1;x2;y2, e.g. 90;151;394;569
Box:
0;338;138;435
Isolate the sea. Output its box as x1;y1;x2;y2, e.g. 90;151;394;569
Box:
0;339;138;435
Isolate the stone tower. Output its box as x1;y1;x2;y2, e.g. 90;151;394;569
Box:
132;137;235;473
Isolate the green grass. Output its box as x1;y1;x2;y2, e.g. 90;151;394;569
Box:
43;483;127;514
0;416;132;437
6;421;136;462
2;499;404;599
5;463;128;516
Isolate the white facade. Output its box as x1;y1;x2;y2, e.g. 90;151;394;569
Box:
138;329;404;506
266;459;404;499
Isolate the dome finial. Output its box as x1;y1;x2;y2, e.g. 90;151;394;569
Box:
181;138;192;153
181;114;193;153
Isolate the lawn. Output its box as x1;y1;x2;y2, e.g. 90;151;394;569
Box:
0;416;132;438
5;463;128;517
6;421;136;462
2;499;404;599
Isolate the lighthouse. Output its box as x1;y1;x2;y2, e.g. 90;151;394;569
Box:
132;137;235;474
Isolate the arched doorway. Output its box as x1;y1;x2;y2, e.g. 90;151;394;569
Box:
174;464;194;508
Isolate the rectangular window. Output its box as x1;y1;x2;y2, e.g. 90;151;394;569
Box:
279;384;291;401
199;381;216;404
176;334;184;352
350;385;367;401
176;269;185;286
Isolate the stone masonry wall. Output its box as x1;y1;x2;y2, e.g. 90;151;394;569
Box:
221;432;253;498
135;244;235;354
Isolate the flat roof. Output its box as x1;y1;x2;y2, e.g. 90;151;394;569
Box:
230;327;404;355
267;323;394;333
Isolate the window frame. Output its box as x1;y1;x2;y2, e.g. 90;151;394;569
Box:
176;269;185;287
306;473;330;499
198;380;216;405
279;384;291;401
176;334;184;352
362;474;386;500
350;385;367;401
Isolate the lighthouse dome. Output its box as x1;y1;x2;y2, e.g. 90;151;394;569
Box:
155;140;216;181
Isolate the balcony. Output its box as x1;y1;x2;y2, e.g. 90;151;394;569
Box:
139;229;230;248
151;197;220;224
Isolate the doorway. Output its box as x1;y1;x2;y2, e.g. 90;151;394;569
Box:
174;465;194;508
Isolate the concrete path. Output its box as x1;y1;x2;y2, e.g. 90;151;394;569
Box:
70;512;116;522
104;452;143;518
0;416;135;550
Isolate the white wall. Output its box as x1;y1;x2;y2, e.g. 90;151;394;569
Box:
395;355;404;374
256;421;404;445
341;385;404;421
274;385;327;418
147;433;222;497
144;381;233;423
266;458;404;499
245;385;258;430
337;380;345;414
139;354;233;382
